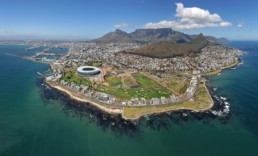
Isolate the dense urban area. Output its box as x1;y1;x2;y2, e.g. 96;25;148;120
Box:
2;38;244;119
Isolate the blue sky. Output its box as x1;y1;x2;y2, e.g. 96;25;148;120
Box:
0;0;257;40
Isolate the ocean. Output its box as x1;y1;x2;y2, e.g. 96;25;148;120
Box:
0;42;257;156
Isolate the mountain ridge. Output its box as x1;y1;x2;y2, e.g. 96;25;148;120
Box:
93;28;229;44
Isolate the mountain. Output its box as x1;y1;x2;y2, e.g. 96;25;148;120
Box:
189;35;230;44
93;29;133;44
122;34;209;58
206;36;229;44
94;28;192;44
93;28;228;45
130;28;192;43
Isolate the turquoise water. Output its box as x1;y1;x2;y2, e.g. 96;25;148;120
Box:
0;43;258;156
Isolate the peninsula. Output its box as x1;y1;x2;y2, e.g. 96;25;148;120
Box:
20;28;244;120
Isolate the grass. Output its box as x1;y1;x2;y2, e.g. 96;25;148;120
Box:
167;78;188;94
202;69;222;76
91;62;102;67
132;73;172;98
96;85;132;99
123;101;204;119
194;83;212;104
62;71;91;86
123;83;213;119
223;60;239;69
122;75;137;87
105;75;123;87
96;73;172;99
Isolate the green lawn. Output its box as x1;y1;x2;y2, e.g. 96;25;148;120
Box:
96;73;172;99
123;101;199;119
123;83;213;119
106;75;122;87
122;76;136;86
96;85;132;99
62;71;91;86
194;83;212;103
168;78;188;94
202;69;221;76
132;73;171;98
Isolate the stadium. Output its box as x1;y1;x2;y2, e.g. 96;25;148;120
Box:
76;66;101;77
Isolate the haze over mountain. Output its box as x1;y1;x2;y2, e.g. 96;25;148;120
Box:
93;28;229;44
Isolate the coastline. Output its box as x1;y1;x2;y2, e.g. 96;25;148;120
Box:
202;59;240;76
41;57;241;120
44;79;214;120
45;81;123;115
20;46;241;120
122;82;214;120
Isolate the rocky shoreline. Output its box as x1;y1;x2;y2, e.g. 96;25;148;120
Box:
37;76;231;133
43;77;215;121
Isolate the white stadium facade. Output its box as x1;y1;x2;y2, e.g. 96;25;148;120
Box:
76;66;101;77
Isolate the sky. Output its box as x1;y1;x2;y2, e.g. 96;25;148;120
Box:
0;0;257;40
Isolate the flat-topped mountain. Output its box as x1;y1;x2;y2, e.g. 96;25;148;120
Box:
122;34;209;58
130;28;192;43
93;28;229;44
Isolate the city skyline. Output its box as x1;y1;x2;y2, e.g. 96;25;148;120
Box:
0;0;257;40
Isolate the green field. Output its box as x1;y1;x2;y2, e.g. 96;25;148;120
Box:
123;83;212;119
132;73;171;97
194;83;212;104
167;78;188;94
122;76;136;87
96;73;172;99
62;71;91;86
106;75;122;87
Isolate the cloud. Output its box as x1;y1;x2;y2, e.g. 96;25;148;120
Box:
237;22;244;28
176;3;222;23
144;3;232;30
114;23;128;28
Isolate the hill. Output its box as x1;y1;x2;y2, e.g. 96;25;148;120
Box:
122;34;209;58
